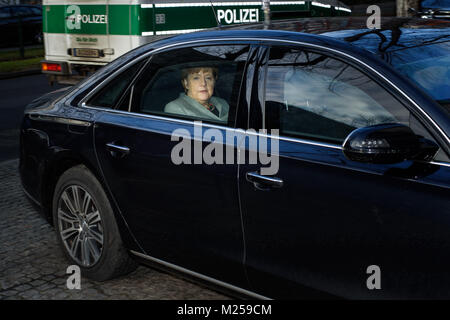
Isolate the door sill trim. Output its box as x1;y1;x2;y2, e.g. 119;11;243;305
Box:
130;250;270;300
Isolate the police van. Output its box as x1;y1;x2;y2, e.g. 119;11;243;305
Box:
41;0;351;84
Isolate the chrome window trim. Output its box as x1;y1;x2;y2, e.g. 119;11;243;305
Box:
78;40;255;107
78;36;449;146
245;129;343;150
86;105;450;167
84;103;233;131
128;85;134;113
29;114;92;127
130;250;270;300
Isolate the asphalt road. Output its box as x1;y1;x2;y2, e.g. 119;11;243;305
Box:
0;74;68;162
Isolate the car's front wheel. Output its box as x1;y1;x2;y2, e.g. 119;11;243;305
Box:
52;164;137;281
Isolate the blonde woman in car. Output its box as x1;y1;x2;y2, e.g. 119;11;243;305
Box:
164;66;229;122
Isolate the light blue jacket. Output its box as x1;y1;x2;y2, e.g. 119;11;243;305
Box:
164;93;229;122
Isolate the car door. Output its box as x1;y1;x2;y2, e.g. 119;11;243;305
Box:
239;43;450;299
90;43;253;289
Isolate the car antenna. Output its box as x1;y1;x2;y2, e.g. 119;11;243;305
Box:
209;0;222;30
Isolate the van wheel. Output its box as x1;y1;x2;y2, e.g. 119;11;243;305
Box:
52;165;137;281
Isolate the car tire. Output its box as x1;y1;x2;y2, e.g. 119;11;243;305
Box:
52;164;137;281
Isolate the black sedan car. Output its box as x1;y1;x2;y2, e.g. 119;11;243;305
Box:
20;17;450;299
0;4;42;47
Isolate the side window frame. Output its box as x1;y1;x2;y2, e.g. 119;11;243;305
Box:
112;56;152;111
123;42;252;129
234;44;260;131
264;45;411;146
85;57;149;110
239;45;269;132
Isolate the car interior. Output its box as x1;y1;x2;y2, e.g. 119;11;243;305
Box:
138;63;238;123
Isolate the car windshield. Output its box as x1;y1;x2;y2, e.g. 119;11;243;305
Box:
390;40;450;112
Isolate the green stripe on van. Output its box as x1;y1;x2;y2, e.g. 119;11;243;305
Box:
43;2;348;36
43;4;153;35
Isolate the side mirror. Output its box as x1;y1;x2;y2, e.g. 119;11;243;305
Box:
342;123;438;164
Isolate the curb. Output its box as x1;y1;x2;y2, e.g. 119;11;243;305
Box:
0;69;42;80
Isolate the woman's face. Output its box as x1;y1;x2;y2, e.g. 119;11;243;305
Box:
183;68;216;105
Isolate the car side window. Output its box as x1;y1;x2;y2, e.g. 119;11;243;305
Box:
264;46;411;144
125;45;249;126
87;60;145;109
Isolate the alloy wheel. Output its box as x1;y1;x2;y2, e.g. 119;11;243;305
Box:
57;185;104;267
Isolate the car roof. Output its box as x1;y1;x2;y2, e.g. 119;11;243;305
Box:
143;26;360;56
140;17;450;58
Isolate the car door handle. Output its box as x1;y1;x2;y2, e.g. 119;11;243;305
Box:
246;171;283;190
106;142;130;158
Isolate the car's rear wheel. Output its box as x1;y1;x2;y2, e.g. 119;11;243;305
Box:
52;164;137;281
